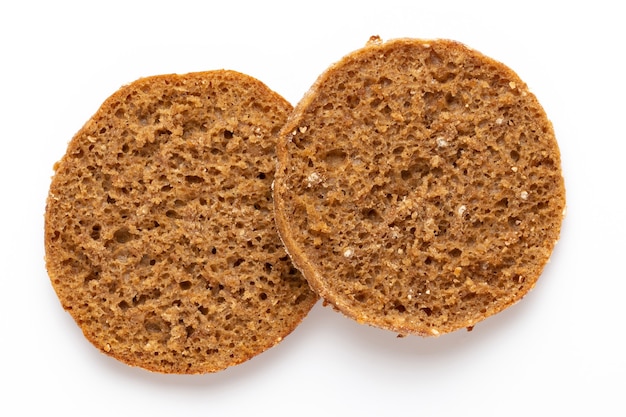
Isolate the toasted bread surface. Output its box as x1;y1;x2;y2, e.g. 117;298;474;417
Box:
45;70;318;373
274;38;565;336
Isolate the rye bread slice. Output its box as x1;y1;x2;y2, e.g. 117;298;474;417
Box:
273;37;566;336
45;70;318;373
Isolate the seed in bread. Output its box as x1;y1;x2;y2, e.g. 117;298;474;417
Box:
44;70;318;373
273;38;566;336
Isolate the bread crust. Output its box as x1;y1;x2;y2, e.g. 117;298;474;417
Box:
45;70;318;373
274;38;565;336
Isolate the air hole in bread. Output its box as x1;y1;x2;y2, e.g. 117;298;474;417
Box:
185;175;204;184
139;255;151;266
223;130;233;139
84;269;99;285
113;228;133;243
420;307;433;317
444;92;461;109
90;225;101;240
394;303;406;313
353;293;368;303
185;326;194;337
508;216;521;227
461;293;476;302
431;167;443;177
144;320;164;334
179;281;192;290
400;159;430;180
294;294;308;305
155;128;171;139
496;198;509;208
379;76;392;86
449;248;462;258
133;294;147;306
347;95;360;108
436;220;449;236
362;208;382;223
270;125;281;136
427;49;442;65
324;149;347;167
370;97;382;108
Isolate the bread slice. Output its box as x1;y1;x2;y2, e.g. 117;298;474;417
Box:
44;70;318;373
273;37;566;336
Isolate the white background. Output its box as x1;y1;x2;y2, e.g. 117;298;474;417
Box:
1;1;624;415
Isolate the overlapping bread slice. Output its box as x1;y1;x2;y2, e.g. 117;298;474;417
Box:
273;37;565;336
45;70;318;373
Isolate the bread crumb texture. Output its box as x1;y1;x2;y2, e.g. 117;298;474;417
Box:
45;70;318;373
274;39;565;336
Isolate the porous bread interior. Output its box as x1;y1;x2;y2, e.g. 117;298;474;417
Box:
274;39;565;336
45;70;318;373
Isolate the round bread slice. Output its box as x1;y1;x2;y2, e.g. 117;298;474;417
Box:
273;38;566;336
45;70;318;373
